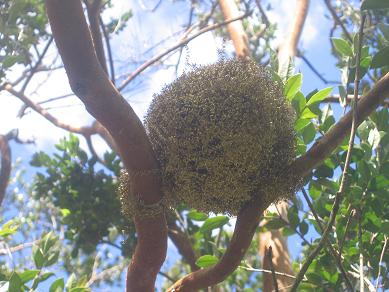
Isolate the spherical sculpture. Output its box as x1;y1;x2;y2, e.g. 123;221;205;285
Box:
145;58;296;215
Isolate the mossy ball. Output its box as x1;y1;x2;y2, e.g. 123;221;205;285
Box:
145;58;296;216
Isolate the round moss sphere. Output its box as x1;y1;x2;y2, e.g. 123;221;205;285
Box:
145;58;296;215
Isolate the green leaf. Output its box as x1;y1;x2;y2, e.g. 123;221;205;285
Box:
291;91;306;115
187;210;208;221
2;55;24;68
361;0;389;10
301;123;316;144
199;216;229;233
284;73;302;101
264;218;286;230
195;255;219;268
300;108;317;119
371;47;389;68
378;23;389;40
332;38;353;57
306;87;333;106
19;270;40;283
8;273;23;292
50;278;64;292
381;221;389;234
69;287;90;292
32;246;45;269
299;221;309;236
294;118;311;132
66;274;77;290
0;220;19;237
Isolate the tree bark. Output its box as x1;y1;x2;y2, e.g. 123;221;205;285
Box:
45;1;167;291
218;0;251;58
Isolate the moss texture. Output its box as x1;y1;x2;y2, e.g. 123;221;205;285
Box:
145;58;296;215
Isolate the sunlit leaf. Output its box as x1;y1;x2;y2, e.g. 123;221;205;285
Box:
195;255;219;268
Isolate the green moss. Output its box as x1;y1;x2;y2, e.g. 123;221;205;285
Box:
145;58;297;215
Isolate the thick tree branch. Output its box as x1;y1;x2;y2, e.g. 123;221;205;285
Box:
290;71;389;178
45;1;167;291
0;135;11;207
218;0;251;58
278;0;310;74
168;196;267;291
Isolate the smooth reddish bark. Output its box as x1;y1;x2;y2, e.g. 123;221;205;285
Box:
45;1;167;291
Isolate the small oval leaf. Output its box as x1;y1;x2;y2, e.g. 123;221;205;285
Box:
199;216;229;233
195;255;219;268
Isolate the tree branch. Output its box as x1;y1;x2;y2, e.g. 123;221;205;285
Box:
117;11;251;92
85;0;108;74
0;135;11;207
289;71;389;178
218;0;251;58
168;196;268;291
278;0;310;74
45;1;167;291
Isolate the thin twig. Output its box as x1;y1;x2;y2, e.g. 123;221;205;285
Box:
338;206;354;256
20;37;54;93
267;246;279;292
291;14;366;291
239;266;299;280
358;209;364;292
299;54;340;84
323;0;353;42
375;236;388;290
117;11;252;91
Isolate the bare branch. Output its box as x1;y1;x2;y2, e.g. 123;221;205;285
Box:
5;84;96;135
218;0;251;58
0;135;11;207
278;0;310;74
375;236;388;290
323;0;353;42
117;11;251;92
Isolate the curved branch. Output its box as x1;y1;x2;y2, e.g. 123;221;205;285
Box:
168;196;267;291
290;71;389;178
45;1;167;291
0;135;11;207
218;0;251;58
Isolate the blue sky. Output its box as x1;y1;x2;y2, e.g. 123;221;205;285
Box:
0;0;356;290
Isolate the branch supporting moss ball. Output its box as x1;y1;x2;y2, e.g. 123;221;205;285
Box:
145;58;297;216
118;170;165;218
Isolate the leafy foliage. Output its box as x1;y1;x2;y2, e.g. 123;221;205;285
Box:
30;134;132;254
